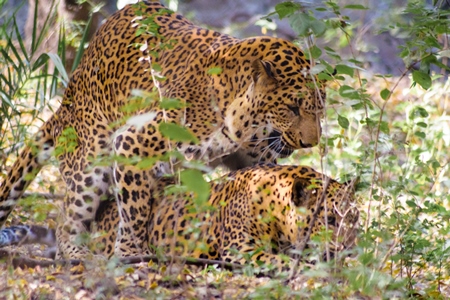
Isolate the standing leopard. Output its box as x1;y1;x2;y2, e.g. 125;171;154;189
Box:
0;1;325;259
0;164;359;272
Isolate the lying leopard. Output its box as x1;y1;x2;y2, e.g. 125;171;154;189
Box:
0;164;359;272
0;1;326;259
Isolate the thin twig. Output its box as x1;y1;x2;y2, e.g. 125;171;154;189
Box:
0;250;243;271
22;192;64;200
288;178;331;280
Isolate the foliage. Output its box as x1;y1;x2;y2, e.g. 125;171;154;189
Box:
0;0;67;157
0;0;69;223
271;0;450;298
1;0;450;299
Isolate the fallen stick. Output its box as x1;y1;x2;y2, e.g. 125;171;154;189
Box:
0;249;243;270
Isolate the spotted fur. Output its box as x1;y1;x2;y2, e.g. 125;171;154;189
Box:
0;1;324;259
0;164;358;271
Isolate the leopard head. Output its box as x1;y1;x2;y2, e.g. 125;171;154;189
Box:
224;38;325;159
284;171;359;259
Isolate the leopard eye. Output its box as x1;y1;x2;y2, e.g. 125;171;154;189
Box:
287;105;299;116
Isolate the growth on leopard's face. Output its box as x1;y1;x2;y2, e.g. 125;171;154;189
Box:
0;1;326;260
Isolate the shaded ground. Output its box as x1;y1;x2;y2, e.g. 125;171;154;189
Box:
1;247;358;299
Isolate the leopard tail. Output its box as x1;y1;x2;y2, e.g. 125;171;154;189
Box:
0;117;56;226
0;224;56;247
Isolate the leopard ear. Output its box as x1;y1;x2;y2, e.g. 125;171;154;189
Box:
251;59;277;86
291;177;313;208
343;177;359;192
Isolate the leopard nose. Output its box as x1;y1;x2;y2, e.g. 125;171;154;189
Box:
299;133;320;147
300;126;321;147
300;141;313;148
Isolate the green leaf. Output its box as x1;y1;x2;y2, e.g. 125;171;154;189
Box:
412;70;432;90
0;91;16;111
160;98;186;110
431;160;441;171
288;13;326;37
380;88;390;100
436;24;448;35
335;64;354;77
380;121;389;134
365;118;377;128
310;64;326;75
410;106;429;119
406;200;417;208
343;4;368;9
309;45;322;59
152;63;162;72
180;169;210;204
32;54;50;71
338;115;349;129
288;13;309;36
126;112;157;129
358;252;375;265
158;122;199;144
417;107;429;118
339;85;360;100
46;53;69;83
317;72;332;81
207;67;223;75
310;19;326;36
72;12;94;72
414;131;426;139
136;157;158;170
275;2;301;19
424;36;441;49
154;75;167;82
